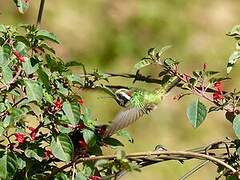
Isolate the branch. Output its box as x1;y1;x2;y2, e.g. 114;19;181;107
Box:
0;66;22;91
53;141;237;179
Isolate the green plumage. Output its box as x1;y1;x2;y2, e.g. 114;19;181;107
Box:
104;76;180;137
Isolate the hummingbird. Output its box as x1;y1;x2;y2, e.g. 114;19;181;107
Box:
103;76;180;137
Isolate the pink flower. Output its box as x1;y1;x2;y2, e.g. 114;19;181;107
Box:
15;133;25;144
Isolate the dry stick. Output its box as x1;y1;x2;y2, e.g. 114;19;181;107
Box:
36;0;46;26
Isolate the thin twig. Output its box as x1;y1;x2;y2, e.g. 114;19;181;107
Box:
36;0;46;26
179;160;209;180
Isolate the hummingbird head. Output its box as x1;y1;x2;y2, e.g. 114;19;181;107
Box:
115;88;132;107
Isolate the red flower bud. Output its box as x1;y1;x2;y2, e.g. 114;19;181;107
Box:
15;133;25;144
89;176;101;180
79;140;87;148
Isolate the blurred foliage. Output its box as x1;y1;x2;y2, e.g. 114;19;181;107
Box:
0;0;240;179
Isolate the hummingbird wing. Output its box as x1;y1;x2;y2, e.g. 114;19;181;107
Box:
104;104;156;137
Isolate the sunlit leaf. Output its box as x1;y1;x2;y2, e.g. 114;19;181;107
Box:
62;101;80;125
82;129;96;147
186;99;207;128
227;51;240;74
0;150;18;179
36;30;60;44
24;80;43;103
50;133;73;162
233;115;240;139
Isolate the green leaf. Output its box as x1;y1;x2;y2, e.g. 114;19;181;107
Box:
82;129;96;147
156;45;172;59
227;51;240;73
50;133;73;162
116;149;126;160
103;137;124;146
22;57;39;75
40;43;55;54
2;65;13;84
24;80;43;103
186;99;207;128
233;115;240;139
25;148;43;162
0;150;18;179
15;35;30;47
62;101;80;125
116;130;134;143
54;172;69;180
132;58;152;72
13;0;30;14
0;25;7;33
56;81;68;95
0;45;11;67
37;67;51;92
15;41;27;56
75;172;88;180
36;30;60;44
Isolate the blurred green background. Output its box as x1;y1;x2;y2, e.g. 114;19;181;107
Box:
0;0;240;179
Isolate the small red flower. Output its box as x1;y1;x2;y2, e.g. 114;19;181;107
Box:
78;98;85;105
44;149;53;158
214;81;223;93
15;133;25;144
79;140;87;148
13;50;25;63
89;176;101;180
213;92;224;102
54;98;62;110
29;127;37;140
